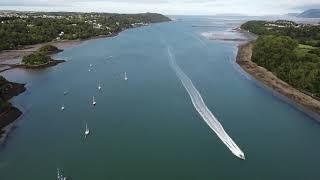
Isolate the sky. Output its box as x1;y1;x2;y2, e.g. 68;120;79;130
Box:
0;0;320;15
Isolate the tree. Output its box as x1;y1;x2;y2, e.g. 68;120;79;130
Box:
22;52;50;65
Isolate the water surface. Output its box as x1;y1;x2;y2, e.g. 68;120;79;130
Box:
1;16;320;180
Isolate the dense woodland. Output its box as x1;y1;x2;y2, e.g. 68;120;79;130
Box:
0;12;170;51
242;20;320;97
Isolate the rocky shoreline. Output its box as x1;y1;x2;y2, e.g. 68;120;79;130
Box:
0;48;64;140
0;81;26;139
236;42;320;119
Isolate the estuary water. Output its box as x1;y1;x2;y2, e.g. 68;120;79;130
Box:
1;16;320;180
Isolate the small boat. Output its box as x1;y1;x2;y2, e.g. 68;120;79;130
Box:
61;105;65;111
85;123;90;138
63;91;68;95
98;83;102;91
92;96;96;106
124;72;128;81
88;69;91;72
89;64;92;67
239;154;245;160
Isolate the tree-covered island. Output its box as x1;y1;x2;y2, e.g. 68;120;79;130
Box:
22;52;51;66
20;45;63;67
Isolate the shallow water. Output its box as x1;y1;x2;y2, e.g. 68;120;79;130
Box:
1;16;320;180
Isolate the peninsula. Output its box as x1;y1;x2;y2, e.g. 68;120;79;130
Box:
237;20;320;118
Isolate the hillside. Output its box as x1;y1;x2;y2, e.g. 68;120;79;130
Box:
297;9;320;18
285;13;299;17
0;12;171;51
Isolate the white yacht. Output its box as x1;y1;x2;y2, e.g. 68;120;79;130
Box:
61;105;65;111
98;83;102;91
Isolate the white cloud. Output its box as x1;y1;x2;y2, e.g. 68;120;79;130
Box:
0;0;319;15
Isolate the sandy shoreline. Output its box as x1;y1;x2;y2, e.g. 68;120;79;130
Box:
236;42;320;120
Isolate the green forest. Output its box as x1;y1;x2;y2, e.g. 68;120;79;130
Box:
22;52;51;65
242;20;320;97
0;12;170;51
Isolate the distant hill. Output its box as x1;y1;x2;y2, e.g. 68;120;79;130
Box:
297;9;320;18
285;13;299;17
214;13;247;16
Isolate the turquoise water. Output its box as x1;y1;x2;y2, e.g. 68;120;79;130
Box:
1;16;320;180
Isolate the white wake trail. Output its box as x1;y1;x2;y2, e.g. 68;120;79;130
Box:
167;47;245;159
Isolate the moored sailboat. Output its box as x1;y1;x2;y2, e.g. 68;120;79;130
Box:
124;72;128;81
85;123;90;138
61;105;65;111
92;96;96;106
